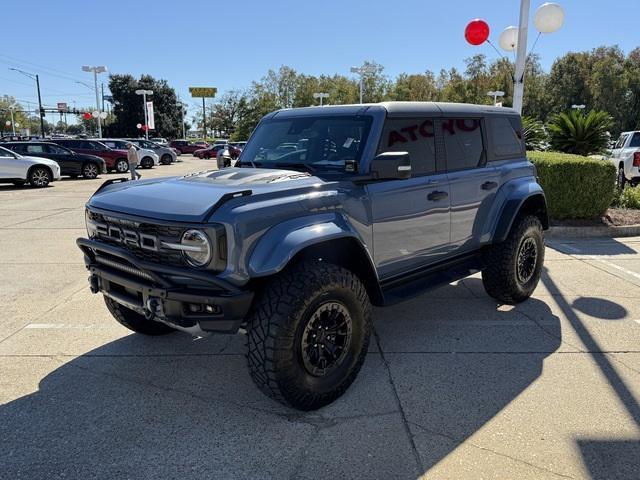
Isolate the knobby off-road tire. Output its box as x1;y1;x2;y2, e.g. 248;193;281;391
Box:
104;297;175;335
246;261;372;411
482;215;545;304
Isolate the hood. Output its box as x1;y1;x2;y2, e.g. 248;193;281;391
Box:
88;168;327;222
21;155;60;168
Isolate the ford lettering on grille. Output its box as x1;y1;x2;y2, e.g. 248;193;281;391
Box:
95;222;159;251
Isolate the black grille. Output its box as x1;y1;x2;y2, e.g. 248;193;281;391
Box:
89;211;187;267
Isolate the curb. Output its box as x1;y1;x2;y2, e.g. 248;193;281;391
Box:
547;225;640;238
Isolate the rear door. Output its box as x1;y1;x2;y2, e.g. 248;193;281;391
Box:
368;116;451;278
444;116;504;253
45;143;80;175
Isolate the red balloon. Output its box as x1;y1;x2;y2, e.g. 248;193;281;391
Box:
83;112;92;120
465;19;490;45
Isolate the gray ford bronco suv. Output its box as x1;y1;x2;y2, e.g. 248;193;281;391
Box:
78;102;548;410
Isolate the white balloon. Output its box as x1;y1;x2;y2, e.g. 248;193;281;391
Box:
100;111;108;119
499;26;519;52
15;123;19;128
5;120;10;126
136;123;142;129
92;110;100;118
534;2;565;33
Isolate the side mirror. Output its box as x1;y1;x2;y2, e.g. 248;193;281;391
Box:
370;152;412;180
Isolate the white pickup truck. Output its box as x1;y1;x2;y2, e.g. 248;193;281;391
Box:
610;131;640;188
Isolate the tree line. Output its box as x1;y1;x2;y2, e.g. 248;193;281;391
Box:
203;45;639;141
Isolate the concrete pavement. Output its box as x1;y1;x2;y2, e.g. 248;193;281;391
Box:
1;158;639;479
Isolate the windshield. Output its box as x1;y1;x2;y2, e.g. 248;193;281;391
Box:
239;115;372;172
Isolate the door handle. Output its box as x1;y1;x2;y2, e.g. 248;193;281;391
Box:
427;190;448;201
481;181;498;190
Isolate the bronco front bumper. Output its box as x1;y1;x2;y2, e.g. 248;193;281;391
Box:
77;238;254;335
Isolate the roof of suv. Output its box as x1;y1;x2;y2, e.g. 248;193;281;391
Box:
270;101;518;119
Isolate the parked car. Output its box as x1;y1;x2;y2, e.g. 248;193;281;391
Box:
50;139;130;173
193;144;226;159
194;141;209;147
169;140;206;155
151;137;169;146
228;141;247;150
2;141;106;179
213;140;228;145
610;131;640;188
78;102;548;410
124;138;176;165
0;144;60;187
99;139;159;169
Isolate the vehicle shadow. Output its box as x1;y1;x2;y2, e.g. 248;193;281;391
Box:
0;184;49;192
0;280;563;479
547;237;638;256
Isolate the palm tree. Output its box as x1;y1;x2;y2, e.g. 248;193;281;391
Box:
547;109;613;156
522;116;548;151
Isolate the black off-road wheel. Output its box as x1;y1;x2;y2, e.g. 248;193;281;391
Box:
246;261;372;411
104;297;175;335
482;215;545;304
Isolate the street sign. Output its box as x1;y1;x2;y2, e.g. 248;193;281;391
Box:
189;87;217;98
146;101;155;130
57;102;68;112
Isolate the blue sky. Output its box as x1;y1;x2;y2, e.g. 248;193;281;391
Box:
1;0;638;119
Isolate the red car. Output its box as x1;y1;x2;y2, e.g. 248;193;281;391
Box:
193;144;226;159
50;139;130;173
169;140;208;155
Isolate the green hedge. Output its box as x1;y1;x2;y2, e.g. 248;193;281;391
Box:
528;151;616;219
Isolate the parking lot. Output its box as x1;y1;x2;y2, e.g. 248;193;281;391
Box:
1;157;639;480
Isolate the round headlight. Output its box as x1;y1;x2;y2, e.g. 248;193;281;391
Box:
181;229;212;267
85;210;97;238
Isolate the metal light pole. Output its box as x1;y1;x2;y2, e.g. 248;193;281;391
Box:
313;92;329;106
512;0;530;115
82;65;107;137
487;90;505;106
9;107;16;135
350;64;377;104
180;102;187;139
9;68;45;137
135;89;153;140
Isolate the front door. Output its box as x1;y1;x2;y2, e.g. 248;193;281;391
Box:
0;150;24;179
368;116;451;279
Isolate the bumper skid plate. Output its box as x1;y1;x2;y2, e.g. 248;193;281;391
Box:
77;237;253;335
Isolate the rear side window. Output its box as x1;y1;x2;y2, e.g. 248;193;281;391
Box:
442;118;484;171
614;135;628;149
488;116;524;159
26;144;46;153
629;133;640;148
377;117;436;175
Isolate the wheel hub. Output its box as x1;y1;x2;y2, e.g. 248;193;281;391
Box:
301;301;352;377
517;237;538;284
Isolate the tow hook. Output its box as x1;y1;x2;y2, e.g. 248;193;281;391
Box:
89;275;99;294
145;298;161;320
